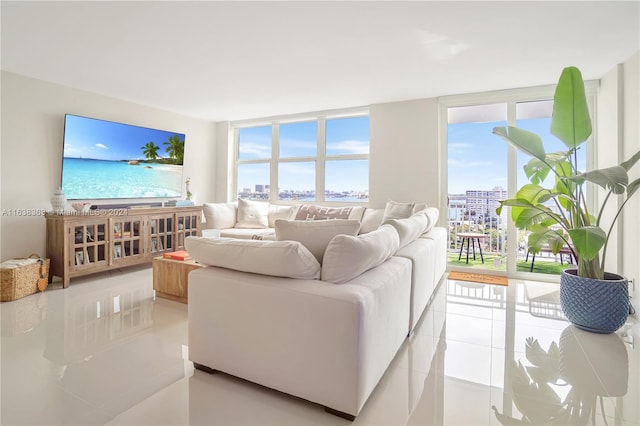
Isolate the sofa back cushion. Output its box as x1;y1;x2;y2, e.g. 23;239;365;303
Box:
235;199;269;229
202;202;237;229
381;200;415;222
268;205;300;228
360;208;384;234
425;207;439;232
275;219;361;263
294;204;365;221
383;212;429;249
321;224;400;284
186;236;320;279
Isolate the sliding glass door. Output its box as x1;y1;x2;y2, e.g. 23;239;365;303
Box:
447;104;508;272
443;90;594;279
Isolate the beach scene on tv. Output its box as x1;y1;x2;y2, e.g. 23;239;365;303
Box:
61;114;185;200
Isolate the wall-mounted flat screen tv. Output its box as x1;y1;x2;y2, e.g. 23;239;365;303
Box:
61;114;185;200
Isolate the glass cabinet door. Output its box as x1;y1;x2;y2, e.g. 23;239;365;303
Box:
149;215;174;254
175;212;200;249
71;220;108;269
111;216;144;262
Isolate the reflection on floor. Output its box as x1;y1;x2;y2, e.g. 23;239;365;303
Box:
1;265;637;425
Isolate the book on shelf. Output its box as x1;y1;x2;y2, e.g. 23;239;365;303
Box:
162;250;192;261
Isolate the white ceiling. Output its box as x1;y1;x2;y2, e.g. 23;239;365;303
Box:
2;1;639;122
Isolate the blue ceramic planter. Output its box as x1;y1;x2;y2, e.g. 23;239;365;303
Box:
560;269;629;334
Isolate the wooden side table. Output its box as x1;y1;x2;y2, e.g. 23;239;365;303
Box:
152;256;204;303
457;232;486;264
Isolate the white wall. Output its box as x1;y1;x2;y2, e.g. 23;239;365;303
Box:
214;121;234;202
369;98;440;209
0;71;217;260
597;65;623;273
597;53;640;283
621;52;640;288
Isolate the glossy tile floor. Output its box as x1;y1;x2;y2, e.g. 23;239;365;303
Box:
1;265;638;425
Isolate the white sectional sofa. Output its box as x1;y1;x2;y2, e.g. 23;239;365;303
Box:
187;200;447;420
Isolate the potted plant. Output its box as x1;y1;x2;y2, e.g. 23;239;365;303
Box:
493;66;640;333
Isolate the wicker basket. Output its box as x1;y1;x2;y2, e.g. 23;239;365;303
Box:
1;254;50;302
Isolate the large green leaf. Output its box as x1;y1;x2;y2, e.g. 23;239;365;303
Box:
493;126;547;161
550;67;592;149
621;149;640;172
513;206;559;229
570;165;628;194
627;177;640;199
526;226;567;253
524;158;551;184
568;226;606;261
514;184;553;204
554;161;576;191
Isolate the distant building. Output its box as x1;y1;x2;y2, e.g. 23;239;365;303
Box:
464;186;507;222
255;184;265;193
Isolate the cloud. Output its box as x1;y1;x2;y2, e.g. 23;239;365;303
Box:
280;138;316;150
239;143;270;157
448;142;472;150
95;143;108;149
448;158;494;168
326;140;369;155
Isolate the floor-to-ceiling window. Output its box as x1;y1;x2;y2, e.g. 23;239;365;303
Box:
441;85;596;279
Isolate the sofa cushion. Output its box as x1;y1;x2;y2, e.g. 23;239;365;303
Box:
275;219;361;263
360;208;384;234
235;199;269;228
413;203;428;213
383;213;428;249
321;224;400;284
424;207;439;233
186;236;320;279
294;204;365;221
381;200;415;222
202;202;237;229
219;228;276;240
268;205;300;228
413;207;439;234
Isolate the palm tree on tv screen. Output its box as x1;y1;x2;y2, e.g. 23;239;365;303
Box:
141;141;161;160
163;135;184;165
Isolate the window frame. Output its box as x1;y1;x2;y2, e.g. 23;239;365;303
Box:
439;82;599;282
232;107;370;205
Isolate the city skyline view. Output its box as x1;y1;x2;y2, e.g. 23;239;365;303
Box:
237;116;370;200
238;109;588;202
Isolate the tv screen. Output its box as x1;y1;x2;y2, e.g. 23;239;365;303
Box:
61;114;185;200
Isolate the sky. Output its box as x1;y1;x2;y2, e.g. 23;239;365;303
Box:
448;117;587;195
237;116;370;193
63;114;185;161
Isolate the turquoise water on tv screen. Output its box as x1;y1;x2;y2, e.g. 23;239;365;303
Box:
61;158;182;199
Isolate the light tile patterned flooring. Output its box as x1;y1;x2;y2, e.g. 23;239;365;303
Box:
1;265;637;425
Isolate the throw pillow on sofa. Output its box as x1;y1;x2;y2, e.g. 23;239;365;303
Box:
321;224;400;284
235;199;269;228
274;219;361;263
294;204;365;221
383;212;428;249
185;236;321;280
413;207;439;235
268;204;300;228
202;202;237;229
360;208;384;234
381;200;415;222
